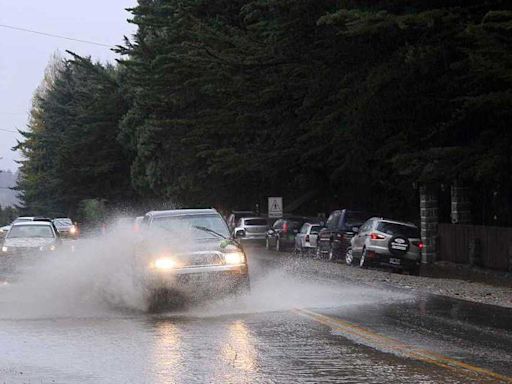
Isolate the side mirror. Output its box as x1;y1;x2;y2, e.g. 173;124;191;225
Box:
235;229;245;238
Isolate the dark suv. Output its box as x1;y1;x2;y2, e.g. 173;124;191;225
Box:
266;217;316;252
316;209;373;261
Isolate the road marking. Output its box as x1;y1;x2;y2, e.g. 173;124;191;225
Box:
293;308;512;383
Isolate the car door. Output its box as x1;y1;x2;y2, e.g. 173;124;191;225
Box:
319;211;340;250
297;223;308;249
268;220;282;246
352;219;372;256
309;225;322;248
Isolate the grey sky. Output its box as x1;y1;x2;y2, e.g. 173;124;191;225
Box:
0;0;137;171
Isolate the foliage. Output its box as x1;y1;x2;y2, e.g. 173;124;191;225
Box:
15;0;512;225
15;54;135;218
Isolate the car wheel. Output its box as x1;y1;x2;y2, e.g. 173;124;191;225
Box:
359;248;368;269
276;237;281;252
345;247;354;266
328;245;335;261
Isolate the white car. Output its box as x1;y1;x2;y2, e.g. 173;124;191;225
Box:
1;221;62;255
294;222;323;256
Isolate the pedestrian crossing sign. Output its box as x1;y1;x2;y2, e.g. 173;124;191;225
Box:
268;197;283;218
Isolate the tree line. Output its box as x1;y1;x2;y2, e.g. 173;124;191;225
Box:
15;0;512;225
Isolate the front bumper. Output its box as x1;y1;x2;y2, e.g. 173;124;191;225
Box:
143;263;249;291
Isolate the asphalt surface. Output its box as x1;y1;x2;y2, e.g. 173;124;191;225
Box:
0;241;511;383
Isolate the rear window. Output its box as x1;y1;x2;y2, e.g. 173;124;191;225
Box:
345;212;371;226
287;220;303;229
377;222;419;238
273;220;284;229
310;225;322;234
244;219;267;226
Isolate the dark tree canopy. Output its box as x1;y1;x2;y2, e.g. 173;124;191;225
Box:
15;0;512;225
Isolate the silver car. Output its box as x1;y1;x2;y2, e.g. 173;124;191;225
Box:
346;218;423;275
1;221;62;256
294;222;323;255
234;217;268;242
134;209;250;310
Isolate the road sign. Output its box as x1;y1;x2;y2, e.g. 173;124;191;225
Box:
268;197;283;218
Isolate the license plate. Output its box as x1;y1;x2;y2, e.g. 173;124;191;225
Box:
389;258;401;265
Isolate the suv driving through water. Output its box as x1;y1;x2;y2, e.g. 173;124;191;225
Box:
133;209;250;310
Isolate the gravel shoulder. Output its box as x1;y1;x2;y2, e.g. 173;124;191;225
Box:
258;247;512;309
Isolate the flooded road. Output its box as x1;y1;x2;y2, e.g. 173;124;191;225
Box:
0;243;511;383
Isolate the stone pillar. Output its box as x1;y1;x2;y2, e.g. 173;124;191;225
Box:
451;181;471;224
420;185;438;263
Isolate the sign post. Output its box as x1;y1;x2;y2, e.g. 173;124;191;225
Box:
268;197;283;218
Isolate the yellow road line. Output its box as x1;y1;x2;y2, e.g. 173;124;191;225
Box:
293;308;512;383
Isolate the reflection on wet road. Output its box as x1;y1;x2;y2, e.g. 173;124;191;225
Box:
0;244;511;383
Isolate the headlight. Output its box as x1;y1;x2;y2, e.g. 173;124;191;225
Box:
1;246;7;253
153;258;176;270
224;251;245;265
49;245;56;251
70;226;77;234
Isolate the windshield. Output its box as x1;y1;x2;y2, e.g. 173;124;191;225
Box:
7;225;55;239
53;218;72;227
13;218;32;223
244;219;267;226
151;214;230;238
377;222;420;238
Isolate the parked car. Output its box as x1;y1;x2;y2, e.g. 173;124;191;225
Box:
266;216;318;252
133;216;144;232
1;220;62;256
294;222;323;256
134;208;250;310
316;209;374;261
346;217;423;275
52;217;79;239
227;210;255;232
234;217;268;242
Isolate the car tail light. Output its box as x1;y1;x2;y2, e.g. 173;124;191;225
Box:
282;222;289;233
305;234;310;242
370;233;385;240
412;240;424;249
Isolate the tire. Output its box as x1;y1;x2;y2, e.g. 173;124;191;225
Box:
234;277;251;295
328;245;335;262
359;248;368;269
345;247;354;266
276;237;281;252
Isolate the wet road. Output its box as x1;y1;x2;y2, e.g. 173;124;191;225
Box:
0;243;511;383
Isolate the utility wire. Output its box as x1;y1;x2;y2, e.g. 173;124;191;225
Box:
0;23;112;48
0;128;20;134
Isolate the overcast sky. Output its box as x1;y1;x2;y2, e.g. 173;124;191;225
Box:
0;0;137;171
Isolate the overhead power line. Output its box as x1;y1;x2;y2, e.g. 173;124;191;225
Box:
0;23;112;48
0;128;20;134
